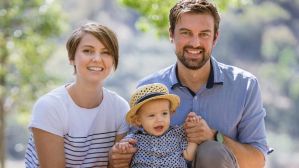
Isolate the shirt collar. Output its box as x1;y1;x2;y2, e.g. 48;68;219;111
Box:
170;57;224;89
208;57;224;88
135;126;175;136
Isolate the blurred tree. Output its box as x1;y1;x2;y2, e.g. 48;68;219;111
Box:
118;0;253;37
0;0;66;167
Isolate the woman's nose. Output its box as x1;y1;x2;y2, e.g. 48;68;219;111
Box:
92;53;102;62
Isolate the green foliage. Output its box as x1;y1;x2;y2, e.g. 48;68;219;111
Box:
0;0;66;118
0;0;66;166
118;0;252;37
262;25;296;62
118;0;175;36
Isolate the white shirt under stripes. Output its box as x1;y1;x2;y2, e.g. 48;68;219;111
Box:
25;85;129;168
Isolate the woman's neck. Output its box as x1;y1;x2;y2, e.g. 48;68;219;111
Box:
67;82;103;109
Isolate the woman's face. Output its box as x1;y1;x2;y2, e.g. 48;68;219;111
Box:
70;33;114;85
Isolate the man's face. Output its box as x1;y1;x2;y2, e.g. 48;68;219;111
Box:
170;12;218;70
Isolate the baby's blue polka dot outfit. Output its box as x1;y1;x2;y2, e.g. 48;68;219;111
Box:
127;125;189;168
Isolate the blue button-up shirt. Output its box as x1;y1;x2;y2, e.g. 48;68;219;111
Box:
137;57;269;157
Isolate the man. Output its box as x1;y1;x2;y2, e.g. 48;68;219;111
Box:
109;0;270;167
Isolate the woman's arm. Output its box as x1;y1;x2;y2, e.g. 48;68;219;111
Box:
32;128;65;168
108;133;137;168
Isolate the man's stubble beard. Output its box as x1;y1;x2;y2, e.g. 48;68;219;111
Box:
176;47;211;70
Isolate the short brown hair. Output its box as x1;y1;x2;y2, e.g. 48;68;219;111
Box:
169;0;220;37
66;23;119;71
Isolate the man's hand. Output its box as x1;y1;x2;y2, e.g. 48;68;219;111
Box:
108;138;137;168
184;112;216;144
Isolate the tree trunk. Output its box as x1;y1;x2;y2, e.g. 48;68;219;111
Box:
0;60;6;168
0;28;8;168
0;98;5;168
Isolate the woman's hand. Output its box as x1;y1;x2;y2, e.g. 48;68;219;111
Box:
108;138;137;168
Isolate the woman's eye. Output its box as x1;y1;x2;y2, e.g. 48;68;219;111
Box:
83;49;93;55
101;51;111;56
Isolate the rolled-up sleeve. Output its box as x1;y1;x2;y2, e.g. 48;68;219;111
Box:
238;77;269;157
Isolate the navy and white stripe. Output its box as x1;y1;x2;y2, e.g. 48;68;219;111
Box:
25;131;117;168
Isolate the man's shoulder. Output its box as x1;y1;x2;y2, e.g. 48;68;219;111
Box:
137;64;175;87
217;61;257;80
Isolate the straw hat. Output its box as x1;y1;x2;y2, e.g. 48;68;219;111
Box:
126;83;180;125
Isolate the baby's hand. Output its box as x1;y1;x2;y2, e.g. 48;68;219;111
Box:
115;141;134;153
185;112;201;123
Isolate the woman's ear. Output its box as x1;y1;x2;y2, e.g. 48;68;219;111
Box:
69;59;74;65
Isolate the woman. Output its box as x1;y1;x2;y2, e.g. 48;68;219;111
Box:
25;22;129;168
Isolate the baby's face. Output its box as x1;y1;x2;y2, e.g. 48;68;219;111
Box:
137;99;171;136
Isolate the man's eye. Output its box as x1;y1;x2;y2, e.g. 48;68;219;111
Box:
181;31;190;35
200;33;210;38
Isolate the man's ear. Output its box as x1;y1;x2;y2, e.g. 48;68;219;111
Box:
213;31;219;47
169;27;174;43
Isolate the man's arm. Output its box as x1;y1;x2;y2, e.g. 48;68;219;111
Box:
184;115;265;168
222;135;265;168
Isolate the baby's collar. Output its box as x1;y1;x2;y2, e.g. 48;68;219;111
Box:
134;126;176;136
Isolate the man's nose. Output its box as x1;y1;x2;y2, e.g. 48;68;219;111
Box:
189;35;201;47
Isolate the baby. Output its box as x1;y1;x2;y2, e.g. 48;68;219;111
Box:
116;83;199;167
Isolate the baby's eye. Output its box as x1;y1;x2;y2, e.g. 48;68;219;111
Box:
162;112;169;116
148;114;155;117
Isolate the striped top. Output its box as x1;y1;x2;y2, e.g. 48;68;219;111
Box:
25;85;129;168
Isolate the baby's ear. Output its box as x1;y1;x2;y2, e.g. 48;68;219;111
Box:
132;116;142;127
135;118;142;127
